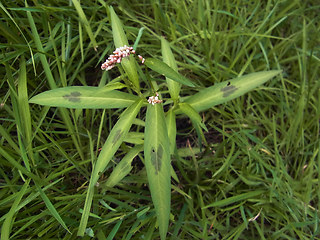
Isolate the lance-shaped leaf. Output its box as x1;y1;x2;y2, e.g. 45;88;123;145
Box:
184;70;282;112
178;102;207;149
109;6;140;92
144;58;195;87
29;86;139;109
161;38;181;100
103;144;143;188
165;108;176;155
144;103;171;240
178;103;207;132
78;99;144;236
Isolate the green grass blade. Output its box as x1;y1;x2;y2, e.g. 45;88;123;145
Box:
106;220;122;240
5;61;32;172
0;146;41;182
202;190;265;208
171;203;188;238
184;70;282;112
71;0;98;50
78;98;144;236
0;178;63;223
0;2;35;71
144;58;195;87
104;144;143;188
161;37;181;100
26;5;84;160
1;179;30;240
26;7;57;90
29;87;139;109
0;124;20;153
144;103;171;240
36;183;71;233
109;6;140;92
17;57;34;165
17;58;31;140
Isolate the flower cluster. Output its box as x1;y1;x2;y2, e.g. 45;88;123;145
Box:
148;92;163;105
138;55;145;64
101;45;135;71
101;45;146;71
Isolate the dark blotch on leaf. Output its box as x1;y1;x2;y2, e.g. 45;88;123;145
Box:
150;145;163;175
157;145;163;165
63;91;81;102
112;130;122;144
150;148;157;173
221;85;238;97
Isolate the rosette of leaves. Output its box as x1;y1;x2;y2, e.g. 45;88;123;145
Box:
29;6;281;239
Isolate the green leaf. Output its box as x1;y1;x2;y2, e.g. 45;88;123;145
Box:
104;145;143;188
78;98;144;236
178;103;208;132
109;6;128;48
178;102;207;149
144;58;195;87
123;132;144;145
133;27;145;50
161;38;181;99
184;70;282;112
144;103;171;240
29;86;139;109
165;108;176;155
109;6;140;92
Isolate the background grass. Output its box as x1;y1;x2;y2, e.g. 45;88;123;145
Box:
1;0;320;239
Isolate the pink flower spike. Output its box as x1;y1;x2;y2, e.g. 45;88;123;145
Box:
101;45;141;71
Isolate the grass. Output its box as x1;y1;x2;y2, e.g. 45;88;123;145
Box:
1;0;320;239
